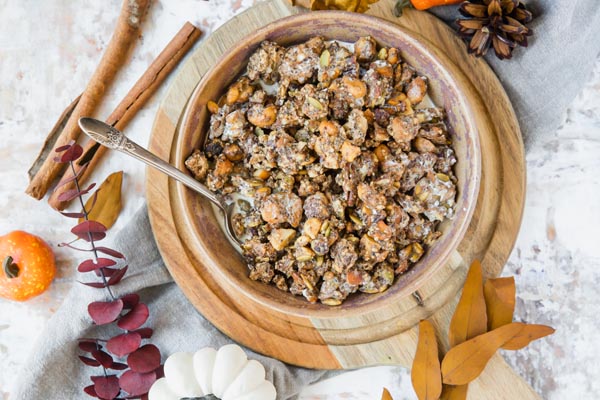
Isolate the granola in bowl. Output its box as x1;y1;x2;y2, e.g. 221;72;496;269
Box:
185;35;458;306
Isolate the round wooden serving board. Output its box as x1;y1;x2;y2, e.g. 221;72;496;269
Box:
147;1;535;398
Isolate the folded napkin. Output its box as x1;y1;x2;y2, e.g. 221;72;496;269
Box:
12;1;600;399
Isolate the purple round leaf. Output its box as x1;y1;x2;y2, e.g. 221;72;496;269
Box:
117;303;149;331
120;294;139;310
92;350;114;368
88;299;124;325
119;370;156;397
72;220;107;242
99;268;117;278
79;281;107;289
79;340;100;353
133;328;153;339
79;356;101;367
127;345;161;373
95;247;125;259
110;362;128;371
92;375;120;400
58;188;85;203
154;364;165;380
60;211;86;219
79;258;117;273
55;142;74;153
83;384;98;398
106;332;142;358
107;266;128;286
58;143;84;162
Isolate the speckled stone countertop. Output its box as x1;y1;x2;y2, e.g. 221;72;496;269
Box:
0;1;598;399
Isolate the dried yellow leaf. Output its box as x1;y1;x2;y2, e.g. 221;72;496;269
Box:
310;0;379;13
440;384;468;400
501;324;555;350
80;171;123;230
484;277;516;330
381;387;393;400
448;260;487;347
442;322;554;385
411;320;442;400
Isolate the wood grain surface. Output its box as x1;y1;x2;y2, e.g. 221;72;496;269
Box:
146;0;534;398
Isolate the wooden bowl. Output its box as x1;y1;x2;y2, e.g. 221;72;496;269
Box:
174;11;481;318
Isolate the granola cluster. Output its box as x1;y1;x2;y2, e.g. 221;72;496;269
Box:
186;36;458;306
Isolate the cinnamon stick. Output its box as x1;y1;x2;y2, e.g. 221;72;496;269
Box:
48;22;202;210
26;0;150;200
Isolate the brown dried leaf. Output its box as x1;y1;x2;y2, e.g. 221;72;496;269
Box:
310;0;379;13
501;324;555;350
442;322;554;385
80;171;123;230
411;320;442;400
440;384;468;400
449;260;487;347
381;387;393;400
484;277;516;330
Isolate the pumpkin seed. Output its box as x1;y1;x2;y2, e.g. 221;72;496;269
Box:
307;96;324;110
320;49;331;67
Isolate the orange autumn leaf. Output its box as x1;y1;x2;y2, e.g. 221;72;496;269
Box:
442;323;523;385
449;260;487;347
309;0;379;12
502;324;555;350
440;384;468;400
80;171;123;230
411;320;442;400
381;387;394;400
484;277;516;330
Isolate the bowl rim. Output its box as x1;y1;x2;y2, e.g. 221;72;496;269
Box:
175;10;482;318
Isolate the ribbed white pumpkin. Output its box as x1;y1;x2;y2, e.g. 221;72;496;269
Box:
148;344;276;400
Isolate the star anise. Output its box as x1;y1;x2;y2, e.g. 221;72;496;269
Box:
456;0;534;60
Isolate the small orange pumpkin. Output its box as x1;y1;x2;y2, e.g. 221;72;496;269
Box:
0;231;56;301
410;0;462;10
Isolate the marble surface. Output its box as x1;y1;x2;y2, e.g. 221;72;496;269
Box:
0;1;598;399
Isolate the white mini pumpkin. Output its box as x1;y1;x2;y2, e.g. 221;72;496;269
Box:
148;344;276;400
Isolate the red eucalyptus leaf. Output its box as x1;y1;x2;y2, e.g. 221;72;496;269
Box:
117;303;149;331
127;345;161;373
95;247;125;259
92;349;114;368
110;362;129;371
58;188;85;203
106;332;142;357
72;220;107;242
86;190;100;215
79;340;100;353
79;355;101;367
83;384;98;398
55;143;75;153
154;364;165;379
99;267;118;278
121;293;140;309
133;328;153;339
88;299;124;325
79;258;117;273
92;375;120;400
118;370;156;397
58;143;84;163
79;281;107;289
108;266;128;286
55;163;89;190
60;211;86;219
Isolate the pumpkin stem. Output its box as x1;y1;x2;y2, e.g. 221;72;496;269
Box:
2;256;19;279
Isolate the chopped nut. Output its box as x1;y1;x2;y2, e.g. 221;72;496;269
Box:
341;141;361;162
207;100;219;114
303;217;322;239
268;229;297;251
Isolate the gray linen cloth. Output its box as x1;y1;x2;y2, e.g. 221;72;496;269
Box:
12;1;600;399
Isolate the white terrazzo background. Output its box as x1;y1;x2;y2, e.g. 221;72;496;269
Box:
0;1;599;399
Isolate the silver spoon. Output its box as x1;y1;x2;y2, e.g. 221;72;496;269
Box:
78;117;241;245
